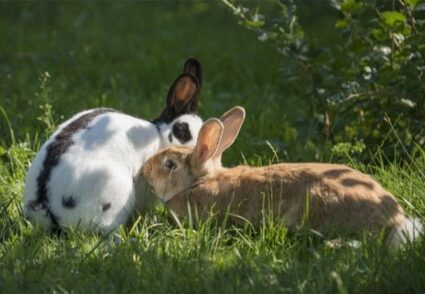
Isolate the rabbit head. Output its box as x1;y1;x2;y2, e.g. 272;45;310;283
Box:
153;58;204;148
143;106;245;201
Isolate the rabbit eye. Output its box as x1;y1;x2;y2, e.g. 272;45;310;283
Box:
165;159;177;171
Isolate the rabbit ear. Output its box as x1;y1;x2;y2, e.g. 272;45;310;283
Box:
183;58;203;86
192;118;224;165
214;106;245;158
167;73;199;113
182;58;202;113
155;73;200;123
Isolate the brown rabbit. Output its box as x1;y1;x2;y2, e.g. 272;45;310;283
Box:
142;106;422;247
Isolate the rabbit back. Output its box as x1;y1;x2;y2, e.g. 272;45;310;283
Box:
24;108;161;232
167;163;406;235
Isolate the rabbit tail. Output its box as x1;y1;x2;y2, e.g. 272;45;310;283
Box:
388;216;423;248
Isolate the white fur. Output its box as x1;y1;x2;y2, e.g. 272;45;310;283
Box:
23;109;202;233
389;216;423;248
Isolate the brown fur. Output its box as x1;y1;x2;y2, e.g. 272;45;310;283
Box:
142;107;410;240
166;164;406;234
142;147;406;236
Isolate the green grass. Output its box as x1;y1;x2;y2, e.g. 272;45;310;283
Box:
1;140;425;293
1;2;425;293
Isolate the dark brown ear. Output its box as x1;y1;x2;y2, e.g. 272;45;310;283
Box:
183;58;203;86
182;58;202;113
155;73;199;123
167;73;198;111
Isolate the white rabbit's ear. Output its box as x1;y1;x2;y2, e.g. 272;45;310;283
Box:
182;58;203;113
191;118;224;165
154;59;203;123
155;73;200;123
167;73;199;114
183;58;203;86
213;106;245;158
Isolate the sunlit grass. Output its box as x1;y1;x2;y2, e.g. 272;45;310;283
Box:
1;2;424;293
1;110;424;292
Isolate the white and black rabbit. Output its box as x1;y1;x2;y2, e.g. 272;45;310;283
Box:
24;58;204;233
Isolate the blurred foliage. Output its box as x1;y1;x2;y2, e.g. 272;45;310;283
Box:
1;1;424;164
222;0;425;161
0;2;284;160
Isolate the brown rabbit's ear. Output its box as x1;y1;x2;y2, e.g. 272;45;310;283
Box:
212;106;245;158
192;118;224;165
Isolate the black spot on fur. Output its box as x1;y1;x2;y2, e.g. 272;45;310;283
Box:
62;196;76;208
168;132;173;143
172;122;192;144
34;108;115;231
102;202;111;212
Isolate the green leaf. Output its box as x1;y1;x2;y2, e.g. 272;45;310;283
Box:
242;19;265;29
401;26;412;36
335;19;348;29
381;11;406;28
371;28;386;41
341;0;363;13
405;0;418;7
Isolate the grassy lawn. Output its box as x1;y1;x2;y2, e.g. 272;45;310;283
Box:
1;2;424;293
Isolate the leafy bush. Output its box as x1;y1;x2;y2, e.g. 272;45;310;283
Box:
222;0;425;161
